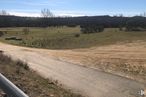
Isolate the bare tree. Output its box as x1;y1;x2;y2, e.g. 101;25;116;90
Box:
119;14;123;17
0;10;9;15
139;12;146;17
41;9;54;18
143;12;146;17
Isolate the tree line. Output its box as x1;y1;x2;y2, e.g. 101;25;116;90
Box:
0;14;146;32
0;15;140;27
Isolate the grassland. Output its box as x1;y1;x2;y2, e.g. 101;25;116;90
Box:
0;52;82;97
1;27;146;49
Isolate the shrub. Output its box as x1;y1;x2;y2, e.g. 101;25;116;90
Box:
4;31;7;34
24;64;29;70
98;26;104;32
74;33;80;38
67;24;77;27
0;31;4;37
119;26;123;31
16;60;29;70
0;53;11;64
80;25;104;34
23;28;30;35
0;50;3;53
5;36;22;41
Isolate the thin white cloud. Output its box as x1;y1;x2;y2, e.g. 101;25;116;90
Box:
10;12;40;17
9;9;140;17
9;11;84;17
9;10;91;17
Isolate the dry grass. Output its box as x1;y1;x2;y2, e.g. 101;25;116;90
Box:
46;42;146;83
1;27;146;49
0;52;83;97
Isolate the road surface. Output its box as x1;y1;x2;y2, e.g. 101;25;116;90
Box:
0;42;145;97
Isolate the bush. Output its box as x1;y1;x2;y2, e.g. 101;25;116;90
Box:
5;36;22;41
24;64;29;70
67;24;77;27
23;28;29;35
98;26;104;32
0;53;12;64
80;25;104;34
119;26;123;31
0;31;4;37
0;50;3;53
74;33;80;38
16;60;29;70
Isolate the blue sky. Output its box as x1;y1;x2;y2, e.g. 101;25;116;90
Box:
0;0;146;17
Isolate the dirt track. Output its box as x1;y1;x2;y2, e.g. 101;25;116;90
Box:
0;42;146;97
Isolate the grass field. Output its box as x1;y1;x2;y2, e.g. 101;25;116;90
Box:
1;26;146;49
0;52;82;97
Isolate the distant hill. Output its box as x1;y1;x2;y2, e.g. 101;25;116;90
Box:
0;15;146;28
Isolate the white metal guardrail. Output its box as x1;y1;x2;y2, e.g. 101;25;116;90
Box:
0;73;29;97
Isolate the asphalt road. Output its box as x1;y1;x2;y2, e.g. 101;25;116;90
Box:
0;42;145;97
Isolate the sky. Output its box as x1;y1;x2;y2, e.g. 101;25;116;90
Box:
0;0;146;17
